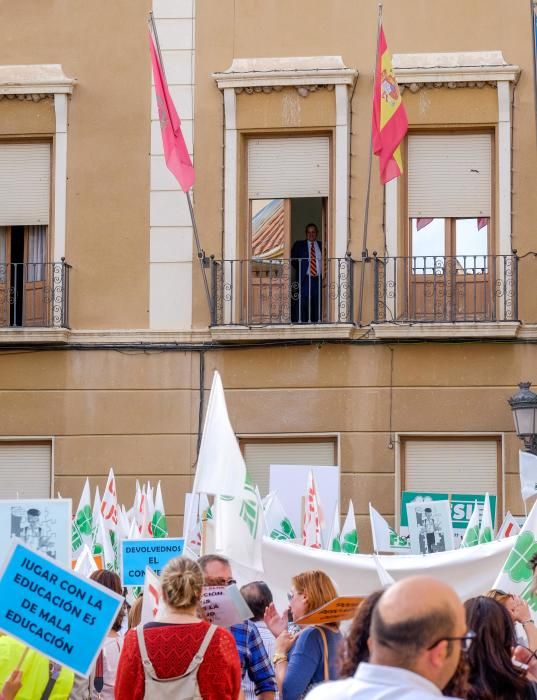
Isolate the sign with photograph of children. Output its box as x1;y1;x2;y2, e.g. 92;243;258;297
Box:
406;499;454;555
0;499;72;567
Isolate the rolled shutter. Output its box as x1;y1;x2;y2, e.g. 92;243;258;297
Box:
408;134;491;218
0;143;51;226
248;137;330;199
0;442;51;498
242;440;336;496
404;439;498;494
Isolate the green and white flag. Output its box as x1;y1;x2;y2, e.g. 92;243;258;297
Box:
215;472;264;570
327;507;341;552
460;501;480;548
152;481;168;538
71;478;93;557
493;499;537;612
369;503;410;553
93;512;115;572
340;500;359;554
264;492;296;541
92;484;101;541
478;493;494;544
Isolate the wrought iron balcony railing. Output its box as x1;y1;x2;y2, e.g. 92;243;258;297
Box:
373;254;518;323
0;260;70;328
209;256;353;326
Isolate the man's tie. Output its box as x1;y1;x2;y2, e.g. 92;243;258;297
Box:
309;241;317;276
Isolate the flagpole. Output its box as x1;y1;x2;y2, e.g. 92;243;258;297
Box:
357;3;383;325
148;12;212;315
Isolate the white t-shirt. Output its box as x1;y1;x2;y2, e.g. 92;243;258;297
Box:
305;662;461;700
91;635;123;700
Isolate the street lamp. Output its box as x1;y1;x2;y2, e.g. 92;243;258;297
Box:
508;382;537;455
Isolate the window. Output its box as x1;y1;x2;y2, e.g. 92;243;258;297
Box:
246;136;330;323
0;143;51;327
240;437;337;496
406;133;493;321
0;441;52;498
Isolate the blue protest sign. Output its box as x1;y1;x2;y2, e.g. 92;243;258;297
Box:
0;541;123;676
121;538;184;585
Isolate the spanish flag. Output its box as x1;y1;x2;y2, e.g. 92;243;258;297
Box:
372;25;408;184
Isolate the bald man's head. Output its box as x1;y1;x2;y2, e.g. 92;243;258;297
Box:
369;576;466;690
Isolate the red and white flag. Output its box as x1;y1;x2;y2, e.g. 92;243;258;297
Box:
141;567;162;624
149;31;194;192
496;511;521;540
302;471;322;549
100;467;118;531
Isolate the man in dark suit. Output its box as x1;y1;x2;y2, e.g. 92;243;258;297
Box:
291;223;322;322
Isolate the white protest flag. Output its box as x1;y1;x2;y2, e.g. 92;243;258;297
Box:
302;471;322;549
478;493;494;544
151;481;169;539
214;473;264;570
264;492;297;541
128;517;138;540
193;370;246;498
93;513;115;571
117;505;131;541
74;543;98;577
146;482;155;518
326;506;341;552
369;503;410;554
141;567;162;624
92;484;101;540
497;511;521;540
493;499;537;609
100;468;119;532
520;450;537;502
72;478;93;557
340;500;359;554
460;501;480;548
373;555;395;587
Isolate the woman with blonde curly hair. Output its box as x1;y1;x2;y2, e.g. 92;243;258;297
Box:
115;557;242;699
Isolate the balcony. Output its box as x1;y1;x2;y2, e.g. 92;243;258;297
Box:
209;257;353;327
373;254;518;324
0;261;70;329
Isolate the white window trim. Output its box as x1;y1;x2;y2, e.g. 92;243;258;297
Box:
394;431;505;528
214;57;357;323
0;65;75;263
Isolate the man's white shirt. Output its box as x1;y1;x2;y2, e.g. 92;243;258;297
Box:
305;662;460;699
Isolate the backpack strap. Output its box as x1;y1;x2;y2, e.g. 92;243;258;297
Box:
136;624;158;677
183;624;217;675
315;626;330;682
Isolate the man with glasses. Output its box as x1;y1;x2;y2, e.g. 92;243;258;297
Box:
306;576;469;699
198;555;276;700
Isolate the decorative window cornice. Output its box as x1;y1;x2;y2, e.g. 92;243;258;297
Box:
213;56;357;96
0;64;76;102
393;51;520;92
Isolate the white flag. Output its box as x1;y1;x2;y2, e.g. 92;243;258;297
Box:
326;506;341;552
93;513;115;571
214;473;264;570
340;500;359;554
478;493;494;544
193;371;246;498
264;492;297;541
72;478;93;556
460;501;480;548
373;555;395;587
520;450;537;501
74;544;98;577
497;511;521;540
92;485;101;539
493;499;537;610
302;471;322;549
141;567;162;624
370;503;391;552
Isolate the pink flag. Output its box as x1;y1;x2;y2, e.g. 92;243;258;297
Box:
149;32;194;192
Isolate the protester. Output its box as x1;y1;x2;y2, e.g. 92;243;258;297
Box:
464;595;537;700
485;588;537;649
115;557;241;699
240;581;279;700
339;590;383;677
306;575;468;699
198;554;277;699
128;594;143;628
263;570;342;699
0;634;74;699
85;570;125;699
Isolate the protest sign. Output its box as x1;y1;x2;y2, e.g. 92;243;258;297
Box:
407;500;454;555
0;499;71;567
121;537;184;586
200;584;252;627
296;595;363;625
0;541;123;677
